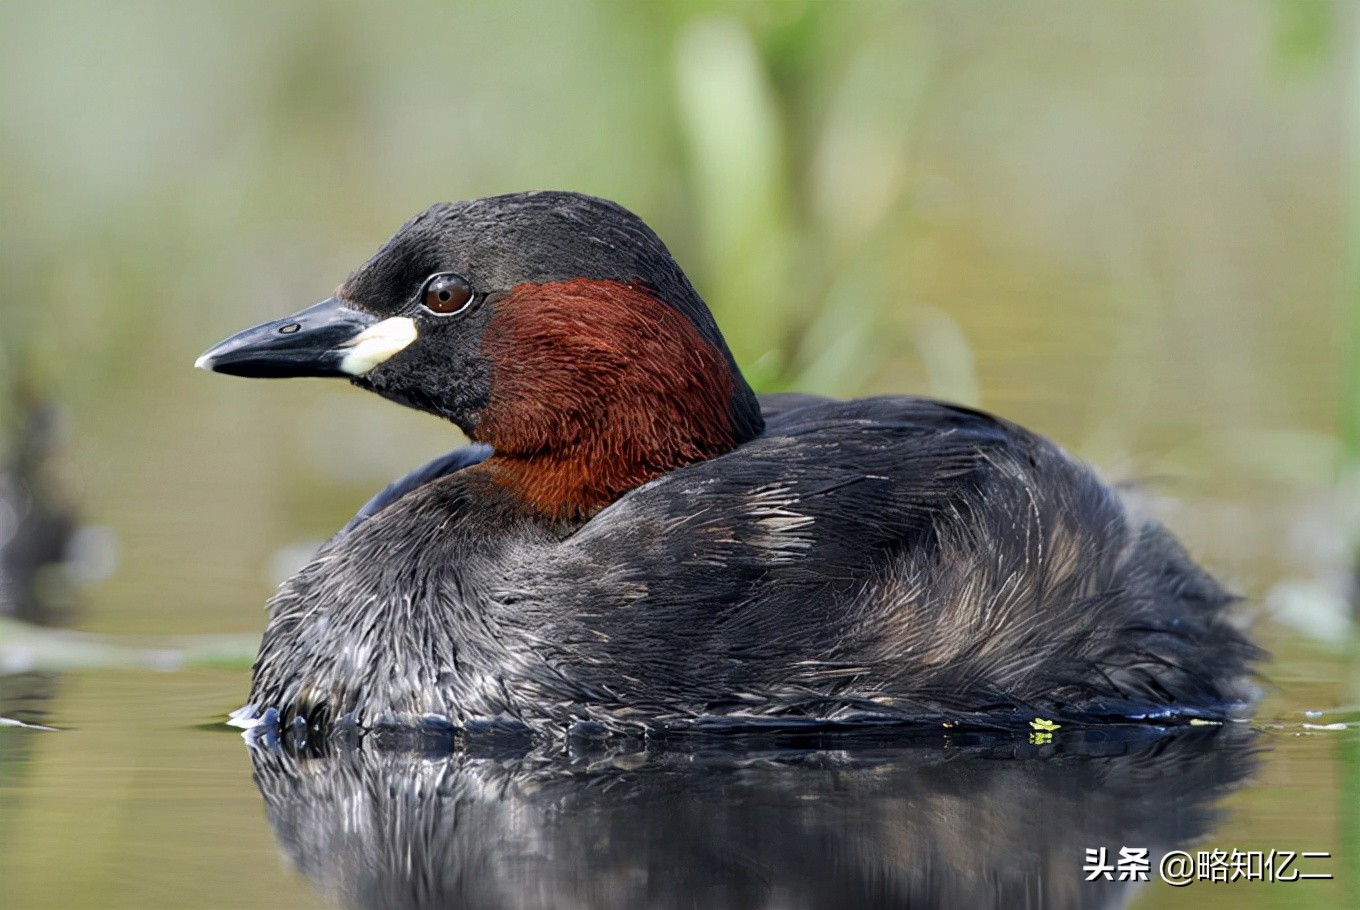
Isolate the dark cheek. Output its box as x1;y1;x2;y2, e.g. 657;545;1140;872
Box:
390;340;493;431
450;356;493;426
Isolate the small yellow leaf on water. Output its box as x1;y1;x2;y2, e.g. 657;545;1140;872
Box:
1030;717;1060;732
1188;718;1222;727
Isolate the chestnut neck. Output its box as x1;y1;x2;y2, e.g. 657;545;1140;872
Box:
468;279;759;523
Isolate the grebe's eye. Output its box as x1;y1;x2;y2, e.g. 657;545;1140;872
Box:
421;273;474;315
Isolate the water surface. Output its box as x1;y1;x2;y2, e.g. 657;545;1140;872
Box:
0;649;1353;909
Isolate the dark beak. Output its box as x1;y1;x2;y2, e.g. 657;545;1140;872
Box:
195;297;411;379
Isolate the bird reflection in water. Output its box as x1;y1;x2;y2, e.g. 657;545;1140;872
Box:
246;724;1257;910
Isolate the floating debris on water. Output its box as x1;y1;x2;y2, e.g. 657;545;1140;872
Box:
0;715;58;732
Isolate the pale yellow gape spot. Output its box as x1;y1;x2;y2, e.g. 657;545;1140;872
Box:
339;317;418;376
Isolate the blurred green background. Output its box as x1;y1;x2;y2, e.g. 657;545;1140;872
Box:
1;2;1357;908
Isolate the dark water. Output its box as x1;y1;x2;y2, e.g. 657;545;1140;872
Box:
250;725;1254;910
0;655;1353;910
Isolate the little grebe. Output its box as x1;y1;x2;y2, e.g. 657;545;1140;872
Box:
198;191;1258;736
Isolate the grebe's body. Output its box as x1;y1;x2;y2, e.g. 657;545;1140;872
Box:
199;192;1257;735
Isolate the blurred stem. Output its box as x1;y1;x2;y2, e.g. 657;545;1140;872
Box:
674;16;795;370
1342;24;1360;466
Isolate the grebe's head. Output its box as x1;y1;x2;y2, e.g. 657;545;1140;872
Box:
197;191;763;520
